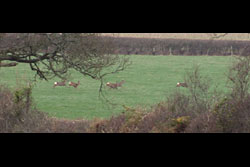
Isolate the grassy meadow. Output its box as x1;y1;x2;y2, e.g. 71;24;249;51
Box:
0;55;235;120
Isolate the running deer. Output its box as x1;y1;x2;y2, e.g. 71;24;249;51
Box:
176;82;188;88
117;80;125;87
106;80;125;89
69;81;80;88
53;80;66;88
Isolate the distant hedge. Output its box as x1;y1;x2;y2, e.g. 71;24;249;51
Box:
104;37;250;56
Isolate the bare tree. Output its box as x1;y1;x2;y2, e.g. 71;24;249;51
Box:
0;33;130;95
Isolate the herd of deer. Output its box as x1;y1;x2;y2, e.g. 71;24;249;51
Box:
53;80;188;89
53;80;80;88
53;80;127;89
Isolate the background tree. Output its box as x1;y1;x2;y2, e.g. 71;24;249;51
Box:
0;33;130;95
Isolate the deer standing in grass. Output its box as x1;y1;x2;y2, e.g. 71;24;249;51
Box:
176;82;188;88
53;80;66;88
106;80;125;89
69;81;80;88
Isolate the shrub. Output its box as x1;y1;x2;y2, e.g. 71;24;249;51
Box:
48;118;90;133
227;56;250;100
185;112;220;133
0;84;50;133
211;96;250;133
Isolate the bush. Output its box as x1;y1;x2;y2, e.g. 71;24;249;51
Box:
0;85;48;132
210;96;250;133
185;112;220;133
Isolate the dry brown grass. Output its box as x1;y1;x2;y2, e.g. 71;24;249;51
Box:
102;33;250;41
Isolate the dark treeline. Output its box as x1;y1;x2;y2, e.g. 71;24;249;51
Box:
104;36;250;56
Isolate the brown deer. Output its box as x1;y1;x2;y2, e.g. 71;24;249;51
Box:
53;80;66;88
69;81;80;88
106;82;118;89
117;80;125;87
106;80;125;89
176;82;188;88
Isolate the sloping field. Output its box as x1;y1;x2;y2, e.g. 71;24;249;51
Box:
102;33;250;41
0;55;234;120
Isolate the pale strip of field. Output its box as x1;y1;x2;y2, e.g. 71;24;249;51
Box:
102;33;250;41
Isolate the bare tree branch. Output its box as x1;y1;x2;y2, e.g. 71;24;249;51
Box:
0;33;129;78
0;33;131;97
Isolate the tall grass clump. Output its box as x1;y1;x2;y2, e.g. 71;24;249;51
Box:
0;83;51;133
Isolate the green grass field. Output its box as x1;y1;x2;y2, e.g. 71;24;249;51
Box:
0;55;235;120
